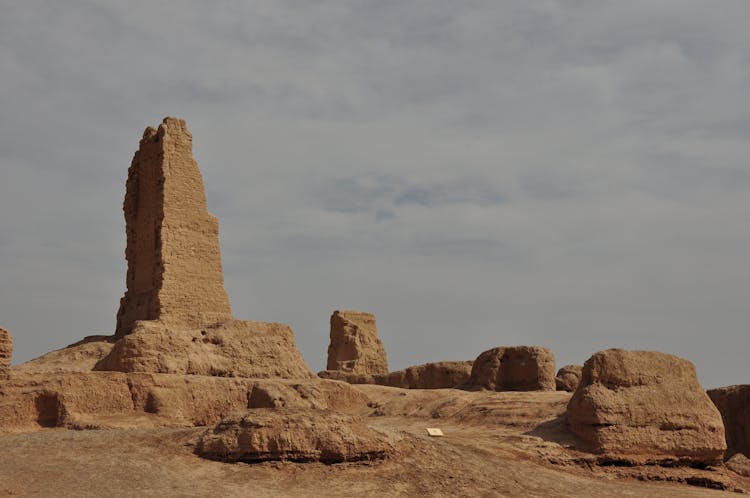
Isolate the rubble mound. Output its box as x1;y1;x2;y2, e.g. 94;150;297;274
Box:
196;408;395;463
707;384;750;459
463;346;556;391
567;349;726;465
0;327;12;379
326;310;388;376
94;320;313;378
555;365;582;392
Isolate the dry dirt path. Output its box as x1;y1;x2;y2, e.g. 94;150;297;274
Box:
0;423;734;497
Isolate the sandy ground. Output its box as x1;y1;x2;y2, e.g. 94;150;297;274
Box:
1;386;745;497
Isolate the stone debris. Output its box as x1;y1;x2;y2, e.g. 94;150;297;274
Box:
464;346;556;392
196;408;395;463
326;310;388;376
555;365;582;392
707;384;750;459
0;326;12;379
116;117;232;337
567;349;726;466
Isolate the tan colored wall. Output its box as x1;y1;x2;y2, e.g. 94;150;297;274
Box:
116;118;232;336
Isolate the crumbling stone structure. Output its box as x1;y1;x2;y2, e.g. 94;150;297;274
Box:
115;117;232;336
326;311;388;376
0;326;11;379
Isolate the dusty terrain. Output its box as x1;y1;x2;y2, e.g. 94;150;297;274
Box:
1;377;748;497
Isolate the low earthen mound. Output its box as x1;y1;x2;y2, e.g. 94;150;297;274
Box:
318;361;473;389
386;361;473;389
0;372;369;432
316;369;384;384
14;336;115;375
463;346;556;392
326;310;388;376
0;326;12;379
707;384;750;459
196;408;395;463
727;453;750;478
567;349;726;465
555;365;582;392
93;320;313;379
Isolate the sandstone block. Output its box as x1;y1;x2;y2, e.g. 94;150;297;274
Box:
196;408;394;463
555;364;582;392
116;117;232;336
707;385;750;459
326;310;388;376
464;346;556;392
567;349;726;465
0;326;11;379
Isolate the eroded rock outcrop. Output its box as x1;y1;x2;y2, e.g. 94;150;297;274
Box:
326;310;388;376
555;364;582;392
97;118;311;379
707;385;750;459
115;117;232;337
196;408;395;463
463;346;556;392
0;326;12;379
567;349;726;465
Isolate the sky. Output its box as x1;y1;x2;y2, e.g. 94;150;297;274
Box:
0;1;748;388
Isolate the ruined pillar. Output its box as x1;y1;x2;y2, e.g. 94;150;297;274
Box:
326;310;388;376
0;326;11;379
115;117;233;336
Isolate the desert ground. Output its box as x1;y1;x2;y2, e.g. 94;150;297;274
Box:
1;383;747;497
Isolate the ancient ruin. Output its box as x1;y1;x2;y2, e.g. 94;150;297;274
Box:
115;117;232;337
555;364;582;392
325;310;388;376
197;409;395;463
464;346;556;391
95;118;312;378
319;360;473;389
708;384;750;459
567;349;726;465
0;326;11;379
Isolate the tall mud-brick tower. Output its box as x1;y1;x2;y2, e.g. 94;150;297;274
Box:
115;117;233;337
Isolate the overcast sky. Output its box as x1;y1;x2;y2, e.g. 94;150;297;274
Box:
1;1;748;388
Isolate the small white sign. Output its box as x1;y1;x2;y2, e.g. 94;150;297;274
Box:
426;428;444;437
